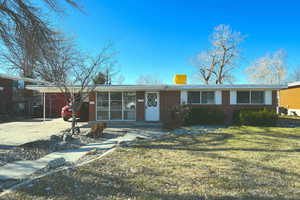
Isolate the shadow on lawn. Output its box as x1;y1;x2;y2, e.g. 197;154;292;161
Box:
135;132;300;153
8;168;299;200
232;126;300;140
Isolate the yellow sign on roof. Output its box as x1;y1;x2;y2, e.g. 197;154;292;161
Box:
173;74;187;84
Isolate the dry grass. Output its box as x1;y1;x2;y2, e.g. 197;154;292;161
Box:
2;126;300;200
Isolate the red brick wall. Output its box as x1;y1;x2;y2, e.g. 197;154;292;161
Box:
0;78;13;114
188;90;278;124
89;92;96;121
136;91;145;121
159;91;180;122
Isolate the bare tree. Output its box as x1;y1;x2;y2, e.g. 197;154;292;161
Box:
45;42;116;135
136;74;164;85
191;24;244;84
290;67;300;82
246;49;287;84
101;64;119;85
0;0;79;77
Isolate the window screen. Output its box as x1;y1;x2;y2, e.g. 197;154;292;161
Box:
251;91;265;104
237;91;250;104
201;91;215;104
188;92;200;104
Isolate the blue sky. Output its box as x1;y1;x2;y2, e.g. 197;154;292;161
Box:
5;0;300;84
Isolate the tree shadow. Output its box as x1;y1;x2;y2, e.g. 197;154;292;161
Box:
5;165;299;200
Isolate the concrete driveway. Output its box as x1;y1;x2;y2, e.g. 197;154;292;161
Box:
0;118;88;146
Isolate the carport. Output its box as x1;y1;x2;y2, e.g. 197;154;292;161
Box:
26;85;89;122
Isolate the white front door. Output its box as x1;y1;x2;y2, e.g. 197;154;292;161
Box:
145;92;160;121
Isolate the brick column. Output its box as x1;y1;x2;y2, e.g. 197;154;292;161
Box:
89;92;96;121
136;91;145;121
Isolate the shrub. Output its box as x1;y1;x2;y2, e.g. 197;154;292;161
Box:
185;107;225;125
278;107;288;115
237;109;278;126
163;105;190;130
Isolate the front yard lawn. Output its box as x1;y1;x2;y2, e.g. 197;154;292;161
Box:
3;126;300;200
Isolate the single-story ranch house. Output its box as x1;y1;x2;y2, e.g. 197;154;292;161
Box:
27;84;286;124
279;81;300;116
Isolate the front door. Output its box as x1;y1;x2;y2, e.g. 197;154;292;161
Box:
145;92;160;121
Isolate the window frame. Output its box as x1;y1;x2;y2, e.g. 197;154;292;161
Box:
96;91;136;121
236;90;265;105
187;91;216;105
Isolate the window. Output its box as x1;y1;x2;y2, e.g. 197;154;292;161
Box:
188;92;200;104
110;92;122;120
123;92;136;120
201;91;215;104
97;92;109;120
96;92;136;120
187;91;215;104
251;91;265;104
237;91;265;104
237;91;250;104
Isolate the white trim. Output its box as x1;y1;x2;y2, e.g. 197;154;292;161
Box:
26;84;288;93
180;90;188;104
230;90;237;105
145;92;160;121
215;90;222;105
265;90;272;105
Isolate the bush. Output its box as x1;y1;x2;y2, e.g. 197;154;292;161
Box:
185;107;225;125
278;107;288;115
163;105;191;130
236;109;278;126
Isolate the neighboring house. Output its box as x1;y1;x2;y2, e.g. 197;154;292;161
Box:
27;84;286;124
0;73;46;120
279;81;300;116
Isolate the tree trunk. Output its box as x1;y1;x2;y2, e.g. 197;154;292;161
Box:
71;109;76;135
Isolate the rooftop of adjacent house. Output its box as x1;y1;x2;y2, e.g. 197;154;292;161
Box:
26;84;288;93
0;73;49;85
288;81;300;87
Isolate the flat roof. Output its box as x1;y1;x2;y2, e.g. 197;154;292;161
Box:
26;84;288;93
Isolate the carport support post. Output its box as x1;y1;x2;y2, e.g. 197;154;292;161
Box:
43;92;46;122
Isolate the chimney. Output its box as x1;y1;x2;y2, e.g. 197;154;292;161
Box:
173;74;187;84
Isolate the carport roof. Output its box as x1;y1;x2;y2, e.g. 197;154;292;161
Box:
26;84;288;93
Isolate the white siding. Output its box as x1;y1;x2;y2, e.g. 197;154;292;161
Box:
215;90;222;105
230;90;237;105
180;90;188;104
265;90;272;105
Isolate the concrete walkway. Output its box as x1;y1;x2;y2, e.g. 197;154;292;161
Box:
0;130;157;180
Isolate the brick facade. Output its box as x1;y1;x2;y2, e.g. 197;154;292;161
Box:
88;90;278;124
187;90;277;124
89;92;96;121
0;78;13;115
136;91;145;121
159;91;180;122
0;77;39;120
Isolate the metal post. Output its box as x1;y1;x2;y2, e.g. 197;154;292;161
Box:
43;92;46;122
